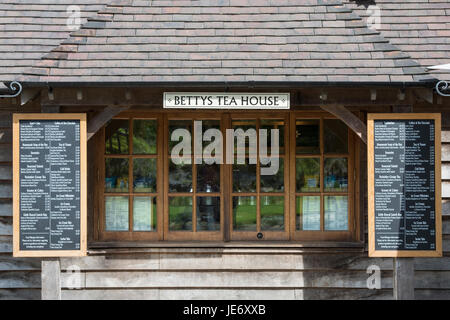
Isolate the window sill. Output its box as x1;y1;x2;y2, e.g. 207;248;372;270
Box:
87;241;366;255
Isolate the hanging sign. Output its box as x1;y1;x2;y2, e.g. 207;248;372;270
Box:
13;114;87;257
368;113;442;257
164;92;290;109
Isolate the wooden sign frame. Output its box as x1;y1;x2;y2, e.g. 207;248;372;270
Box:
368;113;442;257
13;113;87;257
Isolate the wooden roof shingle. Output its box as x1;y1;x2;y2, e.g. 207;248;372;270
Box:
0;0;447;84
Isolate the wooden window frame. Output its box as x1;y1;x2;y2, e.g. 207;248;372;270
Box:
289;111;357;241
164;112;225;241
98;113;164;241
228;112;290;241
95;110;359;243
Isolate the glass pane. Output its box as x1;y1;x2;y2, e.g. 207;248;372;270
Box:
201;119;221;145
105;119;129;154
169;161;192;192
133;197;156;231
324;196;348;230
133;119;157;154
169;196;192;231
105;196;128;231
133;158;157;193
260;158;284;192
233;196;257;231
233;163;256;192
105;158;129;193
201;120;222;160
197;197;220;231
260;196;284;231
232;119;257;157
324;158;348;192
169;120;192;155
324;119;348;153
260;119;284;154
296;158;320;192
296;196;320;231
197;163;220;193
296;119;319;154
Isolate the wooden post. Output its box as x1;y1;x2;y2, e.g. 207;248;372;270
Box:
393;258;415;300
41;258;61;300
392;105;415;300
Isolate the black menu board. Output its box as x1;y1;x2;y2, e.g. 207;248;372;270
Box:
13;114;86;257
368;114;442;257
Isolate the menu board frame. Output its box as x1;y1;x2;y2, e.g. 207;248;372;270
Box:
368;113;442;257
13;113;87;257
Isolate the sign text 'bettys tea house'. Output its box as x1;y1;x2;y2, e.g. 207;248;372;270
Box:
164;93;290;109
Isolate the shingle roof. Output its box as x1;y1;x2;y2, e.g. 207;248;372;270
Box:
343;0;450;80
0;0;447;84
0;0;112;82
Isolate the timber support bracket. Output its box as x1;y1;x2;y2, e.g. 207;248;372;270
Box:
320;104;367;144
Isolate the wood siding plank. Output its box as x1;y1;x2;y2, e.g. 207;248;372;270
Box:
60;288;394;300
0;254;41;271
0;201;12;217
0;289;40;300
62;270;393;289
0;217;11;236
0;271;41;289
0;146;11;162
61;254;394;271
0;236;12;253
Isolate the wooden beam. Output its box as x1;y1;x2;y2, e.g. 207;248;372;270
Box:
41;105;60;113
320;104;367;144
87;105;129;140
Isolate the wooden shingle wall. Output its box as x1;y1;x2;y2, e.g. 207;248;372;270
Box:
0;112;41;300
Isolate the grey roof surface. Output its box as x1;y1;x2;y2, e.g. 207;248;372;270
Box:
0;0;112;82
0;0;447;84
343;0;450;80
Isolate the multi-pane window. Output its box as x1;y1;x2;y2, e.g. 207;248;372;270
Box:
230;115;288;241
101;116;162;241
291;114;354;241
166;117;223;240
98;112;356;242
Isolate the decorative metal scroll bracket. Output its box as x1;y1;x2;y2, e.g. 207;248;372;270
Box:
436;80;450;97
0;81;23;98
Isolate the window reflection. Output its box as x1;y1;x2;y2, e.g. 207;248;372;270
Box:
296;158;320;192
260;196;284;231
169;161;192;192
233;196;257;231
105;158;129;193
197;163;220;193
296;119;319;154
233;163;256;193
133;158;157;193
133;119;157;154
324;119;348;154
324;158;348;192
105;119;129;154
260;158;284;192
197;197;220;231
169;197;192;231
